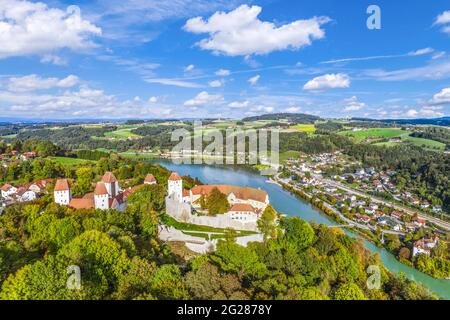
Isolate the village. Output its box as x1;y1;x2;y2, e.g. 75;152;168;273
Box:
281;151;446;258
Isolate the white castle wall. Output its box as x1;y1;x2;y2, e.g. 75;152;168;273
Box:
165;195;259;232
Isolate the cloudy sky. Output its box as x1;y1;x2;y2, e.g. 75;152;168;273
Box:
0;0;449;120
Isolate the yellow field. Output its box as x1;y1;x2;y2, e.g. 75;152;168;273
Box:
291;124;316;133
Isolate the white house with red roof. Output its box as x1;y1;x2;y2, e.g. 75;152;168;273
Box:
1;184;17;199
144;174;157;185
412;236;439;257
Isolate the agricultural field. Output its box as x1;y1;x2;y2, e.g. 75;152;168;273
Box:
103;127;141;139
290;124;316;133
345;127;448;151
280;150;302;162
402;135;446;150
49;157;95;166
339;128;407;140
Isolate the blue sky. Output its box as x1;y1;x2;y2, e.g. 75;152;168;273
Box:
0;0;449;120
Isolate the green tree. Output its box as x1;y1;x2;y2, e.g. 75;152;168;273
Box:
333;283;366;300
150;264;189;300
75;167;94;195
257;205;278;241
205;187;230;215
280;217;315;250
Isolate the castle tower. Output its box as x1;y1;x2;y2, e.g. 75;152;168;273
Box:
168;172;182;203
54;179;71;205
94;183;110;210
101;172;119;198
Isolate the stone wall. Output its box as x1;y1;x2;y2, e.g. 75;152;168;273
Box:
165;195;258;232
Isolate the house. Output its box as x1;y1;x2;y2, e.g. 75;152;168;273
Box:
412;236;439;257
27;179;53;194
391;211;404;220
1;184;17;199
377;216;403;231
389;137;402;143
144;174;157;185
20;152;36;161
354;214;371;224
413;217;426;228
16;187;37;202
226;203;259;224
420;202;430;209
432;206;442;213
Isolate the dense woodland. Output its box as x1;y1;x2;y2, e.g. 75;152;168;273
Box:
0;184;437;299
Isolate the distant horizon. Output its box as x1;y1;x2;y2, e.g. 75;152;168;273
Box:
0;113;449;125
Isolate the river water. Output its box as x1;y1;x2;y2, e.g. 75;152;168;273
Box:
153;160;450;299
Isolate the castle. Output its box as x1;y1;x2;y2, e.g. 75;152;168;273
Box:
165;172;269;231
54;172;156;211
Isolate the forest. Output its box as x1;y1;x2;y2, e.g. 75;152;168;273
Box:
0;195;437;300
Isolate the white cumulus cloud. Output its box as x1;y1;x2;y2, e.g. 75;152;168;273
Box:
429;87;450;105
228;100;250;109
184;5;330;56
0;0;101;59
184;91;223;106
303;73;350;91
5;74;79;92
343;96;366;112
209;79;224;88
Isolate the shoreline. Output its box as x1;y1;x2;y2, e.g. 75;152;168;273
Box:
273;175;448;281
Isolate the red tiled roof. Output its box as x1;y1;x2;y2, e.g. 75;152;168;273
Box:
69;198;94;210
144;174;156;183
229;203;256;213
102;172;117;183
54;179;70;191
16;187;27;196
94;183;108;195
182;189;190;197
191;185;268;203
169;172;182;181
122;184;145;200
83;192;95;199
1;184;12;192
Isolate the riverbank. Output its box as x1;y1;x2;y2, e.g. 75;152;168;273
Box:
150;160;450;299
273;174;449;281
